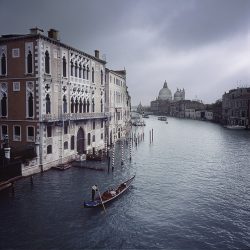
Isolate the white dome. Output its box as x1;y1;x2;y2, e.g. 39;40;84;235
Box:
158;81;172;101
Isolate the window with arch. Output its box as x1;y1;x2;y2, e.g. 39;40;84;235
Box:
27;51;33;74
1;53;6;75
86;66;89;80
87;133;91;145
83;65;86;79
101;99;103;112
92;67;95;83
45;50;50;74
79;63;82;78
63;95;67;113
47;145;52;154
92;99;95;112
70;60;74;76
71;97;74;113
63;56;67;77
83;98;86;113
1;93;7;117
75;62;78;77
64;141;68;150
87;99;90;113
45;94;51;114
79;98;83;113
71;136;75;150
75;98;78;113
101;70;103;85
28;92;34;117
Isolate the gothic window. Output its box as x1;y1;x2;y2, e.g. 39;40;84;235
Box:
27;51;33;74
63;56;67;77
47;145;52;154
64;141;68;150
71;97;74;113
45;94;51;114
101;120;104;128
1;53;6;75
28;92;34;117
87;99;90;113
92;99;95;112
86;66;89;80
47;126;52;137
75;62;78;77
83;98;86;113
1;93;7;117
92;121;95;130
75;98;78;113
70;60;74;76
13;125;21;141
79;98;83;113
87;133;91;145
63;95;67;113
64;124;68;134
45;50;50;74
101;99;103;113
101;70;103;85
92;67;94;83
83;66;86;79
79;63;82;78
70;136;75;150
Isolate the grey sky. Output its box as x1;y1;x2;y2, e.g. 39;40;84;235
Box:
1;0;249;105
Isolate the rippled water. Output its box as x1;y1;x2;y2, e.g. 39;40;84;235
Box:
0;117;250;249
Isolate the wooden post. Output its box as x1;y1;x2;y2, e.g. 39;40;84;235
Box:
121;140;124;165
150;130;151;144
152;128;154;142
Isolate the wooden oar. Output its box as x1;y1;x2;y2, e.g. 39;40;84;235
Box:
98;189;107;214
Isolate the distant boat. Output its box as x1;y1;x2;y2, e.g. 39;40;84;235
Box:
142;114;149;118
158;116;167;121
225;125;246;130
84;175;135;208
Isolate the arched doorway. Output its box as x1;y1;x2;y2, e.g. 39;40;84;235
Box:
77;127;85;154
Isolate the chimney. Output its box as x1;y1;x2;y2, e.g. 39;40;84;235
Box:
48;29;59;41
94;50;100;59
30;27;44;35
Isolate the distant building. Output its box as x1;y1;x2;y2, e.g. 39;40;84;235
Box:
222;87;250;127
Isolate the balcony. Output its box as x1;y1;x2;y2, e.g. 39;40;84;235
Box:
42;112;110;122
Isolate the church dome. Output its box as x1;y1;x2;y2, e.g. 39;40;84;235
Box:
158;81;172;101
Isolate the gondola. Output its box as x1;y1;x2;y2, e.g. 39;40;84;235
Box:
84;175;135;208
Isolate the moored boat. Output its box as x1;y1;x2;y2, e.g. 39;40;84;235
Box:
84;175;135;208
158;116;167;121
225;125;246;130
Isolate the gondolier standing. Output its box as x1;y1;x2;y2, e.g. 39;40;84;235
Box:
92;184;98;201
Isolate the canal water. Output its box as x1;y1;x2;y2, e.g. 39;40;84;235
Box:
0;117;250;249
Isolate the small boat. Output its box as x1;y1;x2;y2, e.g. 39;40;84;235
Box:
84;175;135;208
225;125;246;130
142;114;149;118
158;116;167;121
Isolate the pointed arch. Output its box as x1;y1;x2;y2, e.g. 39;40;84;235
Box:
28;92;34;117
45;50;50;74
63;56;67;77
71;97;74;113
27;51;33;74
77;127;85;154
1;53;6;75
63;95;67;113
45;94;51;114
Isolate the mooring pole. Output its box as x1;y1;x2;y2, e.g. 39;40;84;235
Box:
112;145;115;172
150;130;151;144
121;140;124;165
152;128;154;142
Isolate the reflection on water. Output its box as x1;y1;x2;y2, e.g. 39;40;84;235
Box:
0;117;250;249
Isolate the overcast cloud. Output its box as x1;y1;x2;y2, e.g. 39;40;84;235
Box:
1;0;249;105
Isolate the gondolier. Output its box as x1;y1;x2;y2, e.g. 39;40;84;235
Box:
92;184;98;201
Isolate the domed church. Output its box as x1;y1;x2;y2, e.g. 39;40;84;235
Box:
158;81;172;101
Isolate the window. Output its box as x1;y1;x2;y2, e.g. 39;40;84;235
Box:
1;93;7;117
13;125;21;141
101;70;103;85
75;62;78;77
83;98;86;113
47;145;52;154
63;95;67;113
63;56;67;77
70;60;74;76
46;94;51;114
1;125;8;140
92;121;95;130
87;99;90;113
92;67;94;83
101;99;103;112
92;99;95;112
28;92;34;117
27;51;32;73
13;82;20;91
71;136;75;150
87;133;91;145
83;66;86;79
101;120;104;128
79;98;83;113
27;126;35;142
79;63;82;78
12;48;20;58
45;50;50;74
75;98;78;113
101;133;103;140
64;124;68;134
71;97;74;113
64;141;68;150
47;126;52;137
1;53;6;75
92;135;95;142
86;66;89;80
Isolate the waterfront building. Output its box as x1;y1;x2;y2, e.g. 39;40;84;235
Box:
0;28;109;175
105;69;131;146
222;87;250;127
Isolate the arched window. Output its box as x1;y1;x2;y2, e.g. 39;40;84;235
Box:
64;141;68;150
71;136;75;150
27;51;33;74
70;60;74;76
1;53;6;75
71;97;74;113
1;93;7;117
79;98;83;113
101;99;103;113
83;66;86;79
75;62;78;77
63;56;67;77
63;95;67;113
45;51;50;74
87;99;90;113
92;67;94;83
86;66;89;80
101;70;103;85
75;98;78;113
83;98;86;113
47;145;52;154
92;99;95;112
79;63;82;78
28;92;34;117
45;94;51;114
